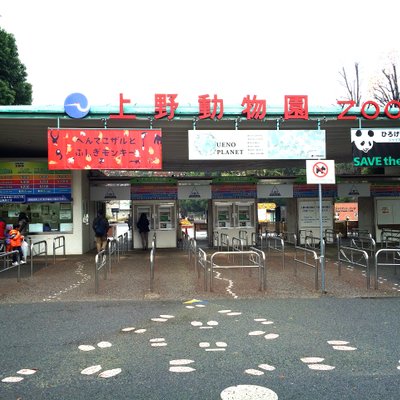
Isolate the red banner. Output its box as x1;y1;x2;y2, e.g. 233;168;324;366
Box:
48;129;162;170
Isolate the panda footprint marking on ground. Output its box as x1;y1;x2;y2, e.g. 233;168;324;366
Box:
42;261;91;302
1;368;38;383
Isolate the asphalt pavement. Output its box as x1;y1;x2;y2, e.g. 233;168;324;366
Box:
0;245;400;399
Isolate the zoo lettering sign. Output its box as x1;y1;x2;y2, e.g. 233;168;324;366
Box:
64;92;400;121
351;128;400;167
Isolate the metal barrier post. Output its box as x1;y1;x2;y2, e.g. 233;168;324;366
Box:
53;236;66;264
95;250;107;294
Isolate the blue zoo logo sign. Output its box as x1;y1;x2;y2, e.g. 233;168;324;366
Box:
64;93;90;118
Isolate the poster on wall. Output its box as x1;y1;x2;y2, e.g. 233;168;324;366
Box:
188;130;326;160
298;199;333;228
48;128;162;170
351;128;400;167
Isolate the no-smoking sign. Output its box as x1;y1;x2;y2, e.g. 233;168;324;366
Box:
306;160;335;184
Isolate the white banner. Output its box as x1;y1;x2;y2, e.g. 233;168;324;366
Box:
188;130;326;160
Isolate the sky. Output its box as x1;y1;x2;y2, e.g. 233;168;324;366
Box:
1;0;399;108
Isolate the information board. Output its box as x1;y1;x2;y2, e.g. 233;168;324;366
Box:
0;162;72;203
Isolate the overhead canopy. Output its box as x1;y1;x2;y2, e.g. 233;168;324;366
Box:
0;104;398;173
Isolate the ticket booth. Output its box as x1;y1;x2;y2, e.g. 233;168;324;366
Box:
133;201;177;249
213;200;256;244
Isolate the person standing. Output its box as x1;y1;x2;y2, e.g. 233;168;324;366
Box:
92;210;110;253
9;224;25;265
136;213;150;250
17;212;29;235
0;217;6;252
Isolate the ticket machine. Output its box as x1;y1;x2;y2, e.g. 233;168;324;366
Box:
213;200;256;245
133;201;177;248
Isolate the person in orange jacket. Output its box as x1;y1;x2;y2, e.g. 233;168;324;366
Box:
9;224;25;266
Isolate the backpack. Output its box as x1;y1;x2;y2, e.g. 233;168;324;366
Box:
94;217;108;236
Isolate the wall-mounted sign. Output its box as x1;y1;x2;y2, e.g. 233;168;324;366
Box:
90;185;131;201
257;184;294;198
0;161;72;203
178;184;211;200
337;183;370;197
351;128;400;167
48;129;162;170
189;130;326;160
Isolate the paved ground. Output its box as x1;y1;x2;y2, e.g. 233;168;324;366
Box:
0;243;399;304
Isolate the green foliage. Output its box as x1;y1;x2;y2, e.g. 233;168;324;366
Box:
0;27;32;105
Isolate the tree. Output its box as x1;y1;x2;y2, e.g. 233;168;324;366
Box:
0;27;32;105
373;63;399;106
339;63;362;106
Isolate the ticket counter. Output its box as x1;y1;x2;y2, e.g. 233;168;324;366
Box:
133;201;177;249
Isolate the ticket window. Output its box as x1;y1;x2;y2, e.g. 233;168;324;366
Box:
135;205;154;230
214;202;233;228
236;202;255;228
156;203;176;230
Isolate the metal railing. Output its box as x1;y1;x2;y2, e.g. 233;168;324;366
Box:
282;231;297;246
374;248;400;289
348;228;371;238
29;240;48;277
149;233;157;292
232;237;245;265
0;250;22;281
337;243;370;289
238;230;249;248
53;235;66;264
266;235;285;269
94;249;107;294
209;250;265;292
349;234;376;255
381;229;400;245
249;246;267;291
294;245;319;290
188;238;197;265
220;233;230;252
197;247;209;291
251;232;262;248
324;229;337;244
213;231;220;250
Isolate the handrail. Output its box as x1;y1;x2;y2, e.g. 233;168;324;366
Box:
149;248;155;292
266;235;285;270
0;250;22;281
249;246;267;291
53;235;66;264
374;248;400;289
324;228;337;244
232;236;245;265
337;244;370;289
349;235;376;255
209;250;264;292
197;247;208;291
294;245;319;290
238;230;249;248
149;233;157;292
94;249;107;294
30;240;48;277
220;233;230;251
213;231;220;250
381;229;400;245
